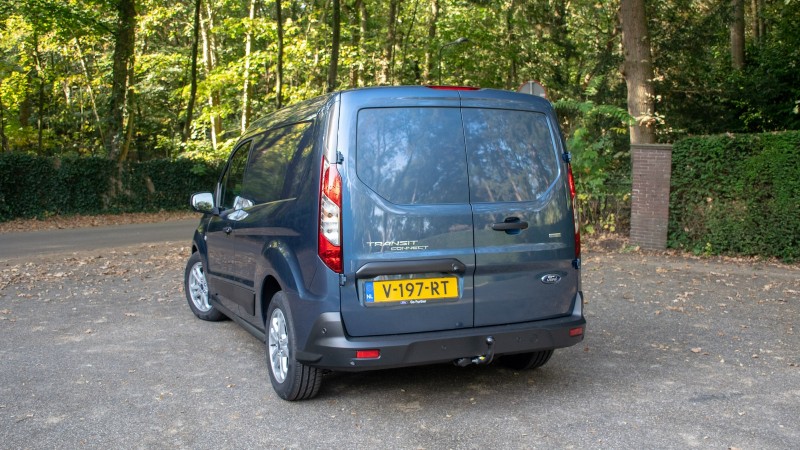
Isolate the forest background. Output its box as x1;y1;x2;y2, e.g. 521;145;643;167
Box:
1;0;798;241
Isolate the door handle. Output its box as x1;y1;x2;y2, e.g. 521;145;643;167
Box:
492;218;529;232
223;226;233;235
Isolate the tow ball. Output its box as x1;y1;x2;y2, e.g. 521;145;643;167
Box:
453;336;495;367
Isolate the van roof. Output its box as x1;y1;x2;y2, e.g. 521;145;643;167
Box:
243;85;555;139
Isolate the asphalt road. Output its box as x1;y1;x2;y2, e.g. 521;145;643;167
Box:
0;219;198;257
0;224;798;448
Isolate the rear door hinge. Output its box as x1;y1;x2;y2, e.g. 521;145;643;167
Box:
339;273;347;286
562;152;572;163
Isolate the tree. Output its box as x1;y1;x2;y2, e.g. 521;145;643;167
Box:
326;0;340;93
274;0;284;108
106;0;137;162
200;0;221;149
620;0;656;144
379;0;400;85
730;0;745;69
422;0;439;84
241;0;257;132
183;0;202;142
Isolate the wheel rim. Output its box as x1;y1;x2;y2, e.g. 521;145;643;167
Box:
268;309;290;383
188;260;211;312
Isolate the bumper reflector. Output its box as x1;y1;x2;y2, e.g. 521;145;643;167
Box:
569;327;584;337
355;349;381;359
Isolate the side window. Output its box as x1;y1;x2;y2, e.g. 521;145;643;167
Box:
243;122;314;204
219;141;251;210
463;109;559;203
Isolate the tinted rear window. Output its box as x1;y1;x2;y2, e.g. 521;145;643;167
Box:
462;109;559;203
356;108;469;205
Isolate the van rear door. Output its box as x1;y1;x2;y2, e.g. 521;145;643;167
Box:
339;91;476;337
461;103;578;326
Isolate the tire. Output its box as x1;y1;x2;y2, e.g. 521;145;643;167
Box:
500;350;554;371
266;292;322;401
184;252;225;321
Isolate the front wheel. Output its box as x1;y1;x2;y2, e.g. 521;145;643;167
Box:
500;350;554;371
184;252;225;321
266;292;322;401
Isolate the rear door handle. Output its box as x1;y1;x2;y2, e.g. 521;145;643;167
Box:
491;218;529;232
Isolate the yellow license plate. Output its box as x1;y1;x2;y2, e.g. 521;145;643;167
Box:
365;277;459;303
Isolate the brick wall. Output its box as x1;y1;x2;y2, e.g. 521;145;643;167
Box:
630;144;672;249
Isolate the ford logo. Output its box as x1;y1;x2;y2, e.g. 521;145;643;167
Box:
540;274;562;284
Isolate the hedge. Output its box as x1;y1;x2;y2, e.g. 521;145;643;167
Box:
0;154;222;221
669;131;800;262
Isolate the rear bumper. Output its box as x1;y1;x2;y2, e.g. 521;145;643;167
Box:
297;292;586;371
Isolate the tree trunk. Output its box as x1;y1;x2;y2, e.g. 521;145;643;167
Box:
730;0;745;69
757;0;766;40
242;0;257;132
183;0;202;142
357;0;368;87
0;95;8;152
326;0;340;93
422;0;439;84
119;82;135;162
398;0;419;80
74;38;106;147
275;0;284;109
32;31;45;155
620;0;656;144
379;0;400;85
106;0;137;162
505;0;519;90
201;1;222;149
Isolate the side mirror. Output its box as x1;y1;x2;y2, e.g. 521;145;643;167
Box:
190;192;215;214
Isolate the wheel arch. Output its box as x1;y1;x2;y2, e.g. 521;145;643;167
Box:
260;275;282;327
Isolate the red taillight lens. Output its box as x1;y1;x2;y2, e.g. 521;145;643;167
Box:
355;349;380;359
567;163;581;259
319;161;342;273
569;327;584;337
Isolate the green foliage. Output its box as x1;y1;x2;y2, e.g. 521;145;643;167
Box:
0;153;222;221
669;131;800;262
650;0;800;137
0;152;57;219
54;157;116;214
554;79;633;235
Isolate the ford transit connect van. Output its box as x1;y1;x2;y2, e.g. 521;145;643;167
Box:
184;86;585;400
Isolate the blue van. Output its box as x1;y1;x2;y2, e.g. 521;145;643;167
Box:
185;86;585;400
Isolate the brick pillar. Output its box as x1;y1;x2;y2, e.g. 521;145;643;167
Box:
630;144;672;250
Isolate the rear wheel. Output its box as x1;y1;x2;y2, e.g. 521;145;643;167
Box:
184;252;225;321
500;350;554;371
266;292;322;401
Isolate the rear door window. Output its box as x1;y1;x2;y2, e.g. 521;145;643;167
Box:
462;109;559;203
356;107;469;205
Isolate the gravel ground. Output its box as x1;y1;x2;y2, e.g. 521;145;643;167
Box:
0;238;798;449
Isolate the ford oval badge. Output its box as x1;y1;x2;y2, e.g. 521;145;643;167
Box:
540;274;562;285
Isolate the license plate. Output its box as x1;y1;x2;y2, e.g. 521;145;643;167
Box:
364;277;459;303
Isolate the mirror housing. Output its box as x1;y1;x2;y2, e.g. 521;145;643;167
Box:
190;192;215;214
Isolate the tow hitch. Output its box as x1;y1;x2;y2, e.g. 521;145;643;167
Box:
453;336;495;367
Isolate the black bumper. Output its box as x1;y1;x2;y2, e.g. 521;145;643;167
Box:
297;294;586;371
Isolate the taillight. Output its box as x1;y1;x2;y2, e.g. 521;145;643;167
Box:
319;160;342;273
567;163;581;259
